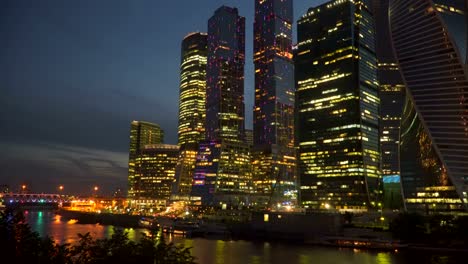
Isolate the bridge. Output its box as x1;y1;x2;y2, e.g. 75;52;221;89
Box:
1;193;72;209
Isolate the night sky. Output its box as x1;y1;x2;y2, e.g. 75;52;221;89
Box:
0;0;325;195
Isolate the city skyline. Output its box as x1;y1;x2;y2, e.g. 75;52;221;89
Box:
1;0;326;195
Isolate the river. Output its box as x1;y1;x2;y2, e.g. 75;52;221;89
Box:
24;210;465;264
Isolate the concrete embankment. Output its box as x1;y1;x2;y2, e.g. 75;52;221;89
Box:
58;209;142;228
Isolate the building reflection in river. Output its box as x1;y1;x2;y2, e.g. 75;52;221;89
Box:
23;210;465;264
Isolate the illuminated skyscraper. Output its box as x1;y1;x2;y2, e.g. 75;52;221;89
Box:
131;144;179;210
177;32;208;148
174;32;208;198
127;121;164;198
252;0;296;207
206;6;246;143
295;0;381;211
390;0;468;212
371;0;405;179
192;6;252;206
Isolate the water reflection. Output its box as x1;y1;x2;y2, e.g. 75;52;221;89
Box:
23;211;466;264
376;252;392;264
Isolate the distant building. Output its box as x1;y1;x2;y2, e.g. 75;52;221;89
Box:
192;141;251;207
390;0;468;212
174;32;208;198
130;144;179;211
295;0;381;211
192;6;253;207
382;175;403;210
371;0;405;179
127;121;164;199
252;0;297;208
0;185;10;193
245;129;253;148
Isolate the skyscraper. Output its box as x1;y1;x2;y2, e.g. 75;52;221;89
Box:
295;0;381;211
205;6;246;143
174;32;208;198
371;0;405;210
177;32;208;148
127;121;164;199
371;0;405;178
192;6;252;206
390;0;468;212
252;0;296;207
131;144;179;211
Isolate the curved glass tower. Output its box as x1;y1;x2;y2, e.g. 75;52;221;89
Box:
173;32;208;197
177;32;207;149
390;0;468;212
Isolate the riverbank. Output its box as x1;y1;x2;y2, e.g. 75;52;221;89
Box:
58;209;142;228
56;209;468;253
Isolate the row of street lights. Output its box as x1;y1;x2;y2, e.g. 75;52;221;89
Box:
18;184;99;195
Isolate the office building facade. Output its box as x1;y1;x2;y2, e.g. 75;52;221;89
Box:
252;0;296;207
205;6;246;143
192;6;252;206
174;32;208;197
131;144;179;210
295;0;381;211
371;0;405;178
127;121;164;198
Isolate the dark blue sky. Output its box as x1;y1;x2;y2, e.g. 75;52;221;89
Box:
0;0;325;195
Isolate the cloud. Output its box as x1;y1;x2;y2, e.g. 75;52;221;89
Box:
0;141;128;195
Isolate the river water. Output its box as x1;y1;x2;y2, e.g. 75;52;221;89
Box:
24;211;465;264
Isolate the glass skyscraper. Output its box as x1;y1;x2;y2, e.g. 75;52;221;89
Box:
174;32;208;198
177;32;207;149
205;6;246;143
295;0;381;211
127;121;164;199
252;0;296;207
192;6;252;206
371;0;405;178
390;0;468;212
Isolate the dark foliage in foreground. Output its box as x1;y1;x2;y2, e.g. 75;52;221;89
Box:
389;212;468;246
0;209;196;264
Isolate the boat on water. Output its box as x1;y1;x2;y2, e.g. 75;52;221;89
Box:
188;222;231;239
138;217;159;229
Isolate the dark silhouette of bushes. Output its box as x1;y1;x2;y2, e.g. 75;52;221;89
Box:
0;209;196;263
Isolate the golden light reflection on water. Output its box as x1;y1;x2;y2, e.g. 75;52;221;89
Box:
215;240;225;264
54;214;61;223
376;252;392;264
23;212;462;264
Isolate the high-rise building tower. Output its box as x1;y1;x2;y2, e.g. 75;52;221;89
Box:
192;6;252;206
372;0;405;178
127;121;164;198
295;0;381;211
205;6;246;143
252;0;296;207
177;32;208;148
389;0;468;212
131;144;179;211
174;32;208;198
371;0;405;209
